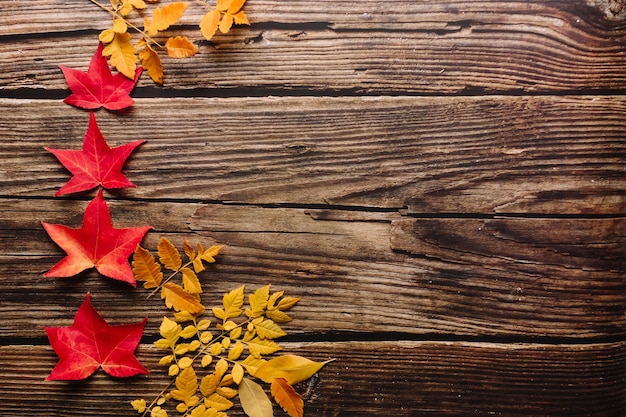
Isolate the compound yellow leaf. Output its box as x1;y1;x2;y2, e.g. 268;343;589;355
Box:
146;1;189;36
239;377;273;417
254;354;331;385
139;41;163;85
200;9;220;41
161;282;205;314
158;237;182;271
166;36;199;58
102;32;136;79
271;377;303;417
133;245;163;289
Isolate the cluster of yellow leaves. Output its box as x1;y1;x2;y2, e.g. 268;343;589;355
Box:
131;283;332;417
95;0;249;84
133;237;223;314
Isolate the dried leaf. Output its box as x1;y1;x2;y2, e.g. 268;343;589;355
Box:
222;285;245;319
204;393;233;411
181;267;202;294
170;366;199;406
139;40;163;85
239;377;273;417
231;362;244;384
254;355;330;385
102;32;137;79
133;245;163;289
271;378;303;417
247;337;282;358
158;237;182;271
232;10;249;25
247;284;270;318
161;282;205;314
183;238;196;260
200;10;220;41
145;1;189;36
159;316;181;340
166;36;199;58
254;319;286;339
219;13;234;34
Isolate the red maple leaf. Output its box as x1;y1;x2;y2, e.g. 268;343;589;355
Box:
46;112;145;196
42;190;151;285
45;293;148;380
60;42;142;111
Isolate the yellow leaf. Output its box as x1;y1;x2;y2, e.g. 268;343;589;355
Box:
178;356;194;369
267;291;284;309
228;340;244;361
240;355;267;375
271;378;304;417
161;282;205;314
200;9;220;41
197;319;211;331
183;238;195;260
146;1;189;36
227;0;246;14
133;245;163;289
113;18;127;33
219;13;234;34
232;10;249;25
215;358;229;377
204;393;234;411
216;0;230;12
247;284;270;318
200;244;222;263
154;338;172;349
170;366;199;406
182;267;202;293
254;319;286;339
231;362;244;384
159;354;174;365
200;373;219;396
160;316;182;340
239;377;273;417
277;296;300;311
265;309;293;323
150;406;168;417
102;32;136;79
158;237;182;271
217;386;238;399
222;285;245;319
166;36;199;58
174;310;196;322
200;331;213;344
247;337;281;359
99;28;115;43
209;342;222;356
229;326;242;339
180;324;197;339
254;355;332;385
201;354;213;368
131;399;146;413
139;42;163;85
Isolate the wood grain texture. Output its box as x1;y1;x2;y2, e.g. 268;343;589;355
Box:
1;96;624;213
0;342;624;416
1;1;625;93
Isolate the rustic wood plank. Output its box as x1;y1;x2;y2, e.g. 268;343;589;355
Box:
0;341;624;416
1;96;624;213
0;200;623;338
1;1;625;93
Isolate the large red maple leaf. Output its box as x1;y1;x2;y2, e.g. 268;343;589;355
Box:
60;42;142;111
42;190;151;285
46;293;148;380
46;112;145;196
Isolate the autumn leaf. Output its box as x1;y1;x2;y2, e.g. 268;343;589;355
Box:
42;190;151;285
199;10;220;41
60;43;142;110
254;354;331;385
138;38;163;85
45;293;148;380
271;378;304;417
132;245;163;289
158;236;182;271
45;112;144;196
145;2;189;37
161;282;205;314
166;36;199;58
170;366;200;408
239;377;273;417
102;32;137;79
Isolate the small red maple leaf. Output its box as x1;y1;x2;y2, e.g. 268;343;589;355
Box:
60;42;142;111
46;112;145;196
45;293;148;380
42;190;151;285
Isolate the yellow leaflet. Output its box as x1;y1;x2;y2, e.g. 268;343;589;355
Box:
181;267;202;294
170;366;199;405
247;337;282;359
99;28;115;44
178;357;193;369
231;362;245;384
271;377;304;417
183;238;195;260
277;296;300;311
166;36;199;58
180;324;197;339
133;245;163;289
146;1;189;36
240;355;266;375
247;284;270;317
200;244;222;263
215;358;229;377
228;341;244;361
102;32;136;79
227;0;247;14
174;310;196;322
265;308;293;323
205;393;234;411
239;377;273;417
222;285;245;319
139;41;163;85
130;399;146;413
254;319;286;339
219;13;234;34
254;354;332;385
150;406;168;417
158;237;182;271
217;386;238;399
160;316;182;340
200;373;219;396
113;18;127;33
201;354;213;368
161;282;205;314
232;10;249;25
200;9;220;41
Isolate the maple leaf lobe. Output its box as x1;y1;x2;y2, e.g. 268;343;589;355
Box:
46;293;148;380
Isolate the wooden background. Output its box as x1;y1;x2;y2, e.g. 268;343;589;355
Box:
1;0;625;415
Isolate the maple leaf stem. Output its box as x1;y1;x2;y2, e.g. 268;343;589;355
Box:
87;0;164;48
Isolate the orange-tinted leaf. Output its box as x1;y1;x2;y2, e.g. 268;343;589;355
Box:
158;237;182;271
271;378;304;417
254;354;330;385
139;41;163;85
161;282;205;314
227;0;246;14
132;245;163;289
146;1;189;36
181;267;202;294
219;13;234;34
232;10;249;25
42;190;151;285
45;293;148;380
200;9;220;41
102;32;137;79
166;36;199;58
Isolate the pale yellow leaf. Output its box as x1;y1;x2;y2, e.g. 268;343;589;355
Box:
205;393;234;411
255;354;332;385
102;32;136;79
231;362;244;384
133;245;163;289
219;13;234;34
247;284;270;318
212;307;225;320
239;377;273;417
166;36;199;58
161;282;205;314
139;42;163;85
254;319;286;339
200;9;220;41
228;340;244;361
158;237;182;271
277;296;300;311
222;285;245;319
182;267;202;294
271;378;303;417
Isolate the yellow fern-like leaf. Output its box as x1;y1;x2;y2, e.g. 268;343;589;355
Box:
138;40;163;85
158;237;182;271
146;1;189;36
200;9;220;41
161;282;204;314
132;245;163;289
102;32;136;79
166;36;199;58
271;378;304;417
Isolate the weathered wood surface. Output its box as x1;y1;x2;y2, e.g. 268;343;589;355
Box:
1;0;625;416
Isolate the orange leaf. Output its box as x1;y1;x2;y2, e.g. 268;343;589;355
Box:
161;282;205;314
145;1;189;36
219;13;234;34
139;41;163;85
227;0;246;14
200;10;220;40
271;378;303;417
166;36;199;58
232;10;249;25
102;32;137;79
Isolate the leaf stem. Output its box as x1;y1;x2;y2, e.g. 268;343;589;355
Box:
148;259;196;298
